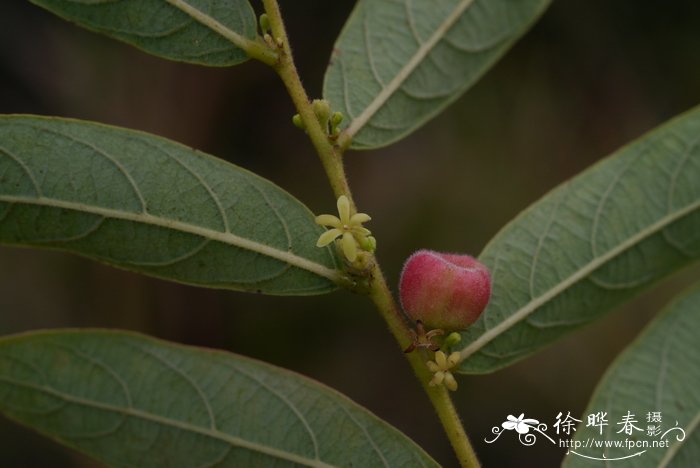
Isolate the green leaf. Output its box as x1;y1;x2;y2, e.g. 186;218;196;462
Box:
29;0;258;66
0;329;439;467
0;115;341;295
457;106;700;373
323;0;550;150
563;284;700;467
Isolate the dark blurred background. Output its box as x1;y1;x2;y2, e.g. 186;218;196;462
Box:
1;1;699;467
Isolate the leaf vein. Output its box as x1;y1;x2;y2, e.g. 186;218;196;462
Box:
195;444;233;468
590;151;638;260
48;341;133;409
459;197;700;362
339;60;357;121
345;0;476;138
130;343;217;431
128;238;211;267
143;139;230;233
249;180;292;253
0;377;336;468
25;124;148;212
0;195;341;282
663;137;696;256
48;216;107;244
363;10;385;88
0;145;42;196
659;411;700;468
164;0;252;52
229;363;320;461
528;189;566;299
338;405;389;468
405;0;424;48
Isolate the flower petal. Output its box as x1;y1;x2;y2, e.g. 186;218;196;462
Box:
352;226;372;236
502;421;517;430
444;372;458;391
316;229;342;247
430;371;445;386
447;352;460;367
315;214;341;227
337;195;351;224
350;213;371;224
426;361;440;373
434;351;447;369
341;232;357;261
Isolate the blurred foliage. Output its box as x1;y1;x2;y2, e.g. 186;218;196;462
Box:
1;1;699;466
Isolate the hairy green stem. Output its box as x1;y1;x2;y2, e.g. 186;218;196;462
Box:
368;268;480;468
261;1;479;466
261;0;353;207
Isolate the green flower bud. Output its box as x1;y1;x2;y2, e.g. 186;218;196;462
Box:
444;332;462;348
312;99;331;131
330;111;344;137
359;235;376;253
292;114;305;130
259;14;270;34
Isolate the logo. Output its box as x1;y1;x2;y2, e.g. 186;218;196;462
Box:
485;410;686;462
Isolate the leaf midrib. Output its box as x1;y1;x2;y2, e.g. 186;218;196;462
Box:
0;195;340;282
459;197;700;362
0;376;336;468
344;0;476;138
164;0;252;51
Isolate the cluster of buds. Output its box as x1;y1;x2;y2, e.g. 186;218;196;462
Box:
293;99;344;139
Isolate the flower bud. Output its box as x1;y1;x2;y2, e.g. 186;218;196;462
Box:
399;250;491;330
292;113;305;130
359;235;376;253
444;332;462;348
259;13;270;34
312;99;331;130
331;111;344;127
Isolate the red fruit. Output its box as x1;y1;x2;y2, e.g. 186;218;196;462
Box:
399;250;491;330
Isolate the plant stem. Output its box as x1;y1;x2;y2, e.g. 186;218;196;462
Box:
261;1;480;466
165;0;278;66
261;0;353;208
369;268;481;468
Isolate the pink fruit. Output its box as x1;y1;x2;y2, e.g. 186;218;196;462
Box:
399;250;491;330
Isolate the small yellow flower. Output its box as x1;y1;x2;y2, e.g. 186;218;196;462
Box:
426;350;460;391
315;195;373;262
